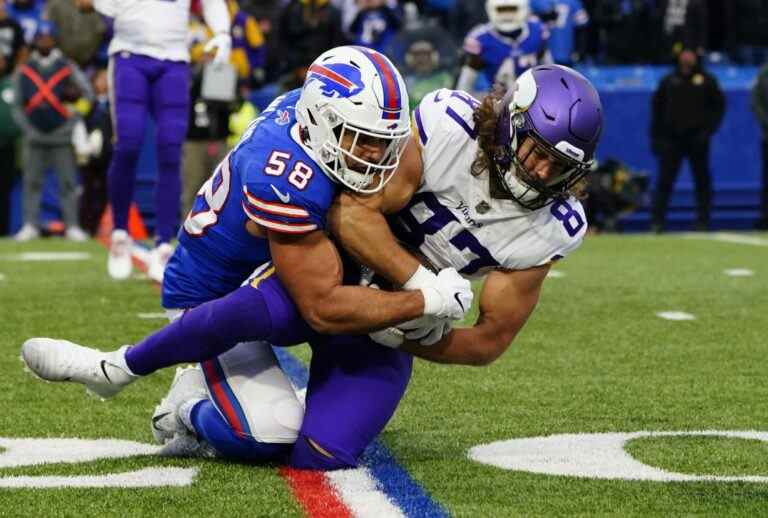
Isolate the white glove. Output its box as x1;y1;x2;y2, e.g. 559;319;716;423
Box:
398;316;452;346
204;33;232;65
419;267;473;320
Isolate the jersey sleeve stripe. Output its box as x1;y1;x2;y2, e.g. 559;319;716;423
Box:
242;202;318;233
414;105;428;146
243;187;311;218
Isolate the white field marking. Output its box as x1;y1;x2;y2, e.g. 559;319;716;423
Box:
682;232;768;247
137;312;168;320
0;438;159;468
724;268;755;277
469;431;768;482
2;252;92;262
0;467;198;488
326;467;405;518
547;270;565;278
656;311;696;321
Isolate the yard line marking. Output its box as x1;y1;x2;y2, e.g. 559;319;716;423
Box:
327;467;406;518
2;252;92;261
274;348;449;518
724;268;754;277
0;467;198;488
682;233;768;247
656;311;696;321
137;312;168;320
547;270;565;278
469;431;768;482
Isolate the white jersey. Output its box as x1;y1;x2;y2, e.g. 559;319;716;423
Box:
394;89;587;279
95;0;191;62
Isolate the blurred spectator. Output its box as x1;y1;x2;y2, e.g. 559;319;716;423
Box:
531;0;589;65
649;49;724;232
0;52;20;235
226;81;257;148
342;0;402;53
73;66;110;235
750;63;768;230
6;0;43;44
724;0;768;65
657;0;708;60
11;21;92;242
276;0;345;91
226;0;266;87
0;0;27;68
45;0;106;68
181;48;231;217
590;0;658;64
448;0;487;44
386;21;458;109
456;0;551;96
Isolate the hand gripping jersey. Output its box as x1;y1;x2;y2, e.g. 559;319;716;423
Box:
463;19;550;89
396;88;587;278
94;0;192;62
163;89;336;308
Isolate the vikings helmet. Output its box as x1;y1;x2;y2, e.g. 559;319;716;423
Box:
486;0;530;33
493;64;603;210
295;46;410;193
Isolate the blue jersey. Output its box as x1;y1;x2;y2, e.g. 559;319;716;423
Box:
531;0;589;64
463;19;551;87
163;89;337;308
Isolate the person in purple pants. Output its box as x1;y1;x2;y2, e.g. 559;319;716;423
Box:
77;0;232;281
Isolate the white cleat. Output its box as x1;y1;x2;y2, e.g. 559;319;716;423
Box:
147;242;174;283
157;432;217;458
14;223;40;242
21;338;138;399
65;226;89;242
108;229;133;280
151;366;207;445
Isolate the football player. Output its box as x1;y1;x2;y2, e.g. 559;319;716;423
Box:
456;0;552;95
147;64;604;468
22;46;474;469
77;0;232;281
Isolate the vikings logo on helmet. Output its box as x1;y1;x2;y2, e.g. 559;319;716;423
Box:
304;63;365;99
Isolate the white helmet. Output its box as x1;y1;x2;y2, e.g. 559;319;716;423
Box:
486;0;529;33
295;46;410;193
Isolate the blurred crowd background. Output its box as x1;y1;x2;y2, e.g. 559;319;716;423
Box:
1;0;767;240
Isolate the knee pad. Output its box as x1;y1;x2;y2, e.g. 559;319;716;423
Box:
202;341;304;444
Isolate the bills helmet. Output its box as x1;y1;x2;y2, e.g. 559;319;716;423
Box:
486;0;529;33
492;65;603;210
295;46;410;193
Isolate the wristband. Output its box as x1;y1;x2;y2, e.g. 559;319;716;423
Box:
403;264;436;290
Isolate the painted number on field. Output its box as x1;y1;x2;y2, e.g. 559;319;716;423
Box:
0;438;198;488
469;431;768;482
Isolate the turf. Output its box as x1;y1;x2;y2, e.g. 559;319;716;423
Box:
0;233;766;516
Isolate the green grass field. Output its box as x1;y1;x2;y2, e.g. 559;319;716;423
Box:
1;233;767;517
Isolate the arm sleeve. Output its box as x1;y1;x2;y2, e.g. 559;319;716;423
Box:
241;182;324;234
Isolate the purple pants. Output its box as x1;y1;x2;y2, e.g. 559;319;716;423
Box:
107;53;189;244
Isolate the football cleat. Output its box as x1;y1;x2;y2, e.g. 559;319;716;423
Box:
65;226;89;242
14;223;40;242
108;229;133;280
157;432;217;458
151;366;207;445
21;338;138;399
147;242;174;283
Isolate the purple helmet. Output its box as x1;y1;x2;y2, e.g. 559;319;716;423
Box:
493;65;603;210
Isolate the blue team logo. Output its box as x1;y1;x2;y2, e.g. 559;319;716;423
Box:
305;63;364;99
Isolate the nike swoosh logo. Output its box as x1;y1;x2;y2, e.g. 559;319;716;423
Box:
152;412;171;431
453;293;465;312
270;184;291;204
100;360;112;383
